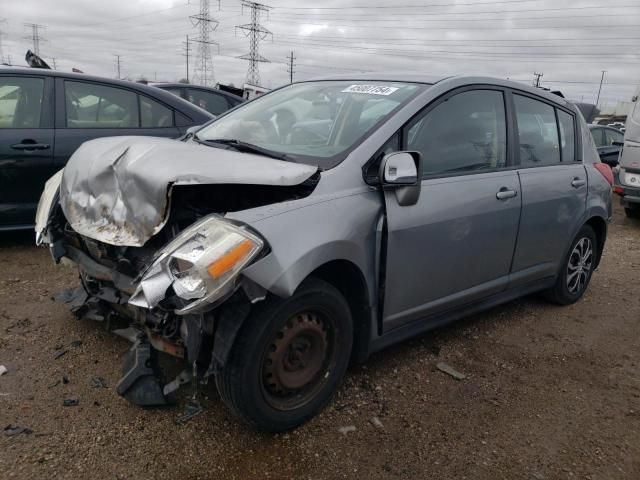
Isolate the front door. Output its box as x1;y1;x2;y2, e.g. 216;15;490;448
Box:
382;88;521;331
0;75;55;228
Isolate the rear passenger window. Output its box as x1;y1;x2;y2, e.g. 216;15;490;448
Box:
187;88;229;116
590;127;605;147
140;96;173;128
557;110;576;162
514;95;560;165
604;128;624;146
0;76;44;128
65;81;139;128
406;90;507;176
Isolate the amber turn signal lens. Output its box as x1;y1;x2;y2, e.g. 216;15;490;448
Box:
207;239;253;279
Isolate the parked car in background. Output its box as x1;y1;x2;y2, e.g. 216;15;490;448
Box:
36;75;612;431
614;86;640;218
589;124;625;166
0;68;213;230
151;82;243;117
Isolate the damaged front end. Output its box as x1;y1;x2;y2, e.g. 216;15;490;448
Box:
36;136;319;408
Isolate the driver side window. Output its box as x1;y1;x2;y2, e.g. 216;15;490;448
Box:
406;89;507;177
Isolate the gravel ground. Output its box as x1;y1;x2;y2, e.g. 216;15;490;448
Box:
1;203;639;480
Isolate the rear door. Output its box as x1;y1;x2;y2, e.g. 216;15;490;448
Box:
0;74;55;228
53;78;181;170
509;92;587;286
381;88;521;330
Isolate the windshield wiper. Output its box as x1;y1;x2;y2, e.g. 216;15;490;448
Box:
197;138;291;161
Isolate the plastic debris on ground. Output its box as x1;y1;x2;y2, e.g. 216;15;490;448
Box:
436;362;467;380
4;425;33;436
175;400;204;425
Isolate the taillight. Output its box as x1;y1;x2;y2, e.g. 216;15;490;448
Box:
613;185;624;195
594;163;614;186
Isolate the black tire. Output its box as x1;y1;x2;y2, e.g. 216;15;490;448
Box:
215;277;353;432
544;225;597;305
624;207;640;219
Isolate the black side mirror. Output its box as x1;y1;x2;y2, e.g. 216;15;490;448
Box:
379;151;422;206
612;141;624;147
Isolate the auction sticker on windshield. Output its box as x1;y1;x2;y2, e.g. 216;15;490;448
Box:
342;85;400;95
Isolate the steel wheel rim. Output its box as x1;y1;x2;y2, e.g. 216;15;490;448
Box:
566;237;593;294
261;310;335;411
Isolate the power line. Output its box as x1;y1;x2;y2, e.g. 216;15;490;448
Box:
266;4;640;18
191;0;219;87
237;0;550;9
236;1;272;86
24;23;46;56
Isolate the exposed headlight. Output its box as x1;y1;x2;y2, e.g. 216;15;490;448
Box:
129;215;264;314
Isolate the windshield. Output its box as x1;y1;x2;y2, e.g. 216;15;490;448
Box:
197;80;425;168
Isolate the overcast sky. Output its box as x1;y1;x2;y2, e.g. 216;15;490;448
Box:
1;0;639;109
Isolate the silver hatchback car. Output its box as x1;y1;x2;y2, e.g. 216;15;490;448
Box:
36;75;613;431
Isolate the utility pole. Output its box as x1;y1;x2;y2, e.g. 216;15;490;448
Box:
190;0;219;87
286;51;296;83
24;23;46;56
236;1;272;87
595;70;607;108
533;72;543;88
182;35;191;83
113;54;122;79
0;19;6;64
50;57;57;69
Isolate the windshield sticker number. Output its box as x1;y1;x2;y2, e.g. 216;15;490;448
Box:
342;85;400;96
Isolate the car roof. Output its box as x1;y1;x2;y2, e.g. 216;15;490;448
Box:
0;67;214;122
150;82;243;101
299;73;569;107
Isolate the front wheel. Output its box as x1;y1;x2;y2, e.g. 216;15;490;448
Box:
215;278;353;432
544;225;597;305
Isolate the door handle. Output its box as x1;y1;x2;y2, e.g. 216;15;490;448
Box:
10;142;50;151
571;178;586;188
496;187;517;200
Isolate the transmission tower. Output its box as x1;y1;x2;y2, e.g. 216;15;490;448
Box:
236;1;272;87
190;0;219;87
532;72;543;88
286;51;296;83
24;23;46;56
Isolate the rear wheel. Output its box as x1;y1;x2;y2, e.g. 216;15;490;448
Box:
544;225;597;305
215;278;353;432
624;207;640;219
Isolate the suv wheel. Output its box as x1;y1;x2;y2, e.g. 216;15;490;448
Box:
215;278;353;431
544;225;597;305
624;207;640;219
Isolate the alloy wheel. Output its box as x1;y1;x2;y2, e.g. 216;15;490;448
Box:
566;237;593;295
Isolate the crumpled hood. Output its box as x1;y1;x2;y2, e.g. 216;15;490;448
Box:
60;136;318;247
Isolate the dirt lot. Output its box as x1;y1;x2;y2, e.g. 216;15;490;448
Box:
1;204;639;480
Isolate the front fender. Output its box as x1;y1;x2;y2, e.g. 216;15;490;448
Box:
237;190;382;306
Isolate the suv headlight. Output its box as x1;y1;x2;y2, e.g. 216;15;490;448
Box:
129;215;264;314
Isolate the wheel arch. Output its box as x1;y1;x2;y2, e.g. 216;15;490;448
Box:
584;215;607;269
305;259;374;363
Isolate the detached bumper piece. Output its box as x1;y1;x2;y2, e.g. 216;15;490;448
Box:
116;339;171;407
